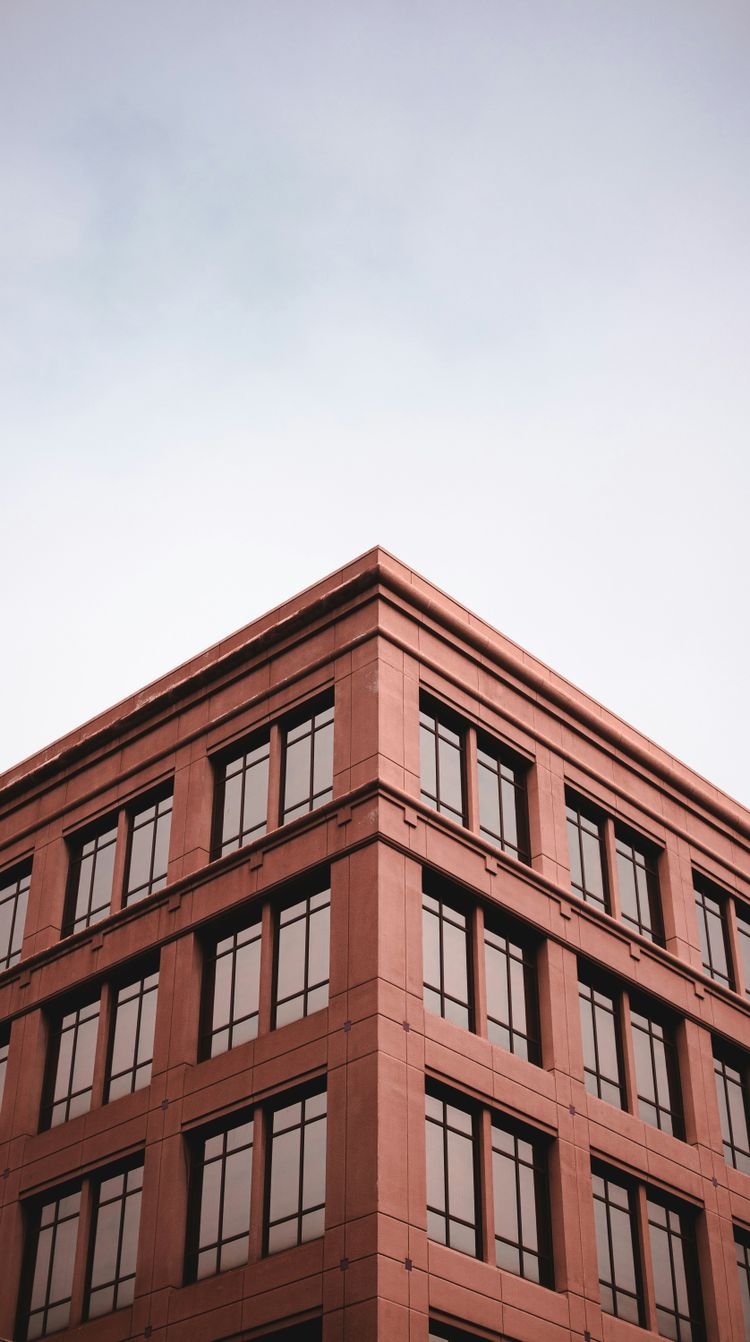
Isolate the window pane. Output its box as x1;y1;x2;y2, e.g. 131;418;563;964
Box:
273;891;330;1027
106;972;159;1102
190;1119;253;1280
282;702;334;822
0;862;31;970
267;1092;326;1253
579;975;624;1108
46;999;100;1128
419;702;465;824
422;881;470;1030
66;823;117;934
566;796;607;910
425;1091;478;1257
694;878;733;988
25;1191;81;1339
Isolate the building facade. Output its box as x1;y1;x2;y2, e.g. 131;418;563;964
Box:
1;547;749;1342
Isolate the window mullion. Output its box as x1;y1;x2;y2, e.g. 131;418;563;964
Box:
726;898;744;998
472;904;487;1040
267;722;283;831
110;809;130;917
257;902;275;1035
603;817;619;920
479;1107;493;1264
619;990;637;1115
636;1184;658;1333
465;725;479;833
90;986;111;1110
71;1179;95;1326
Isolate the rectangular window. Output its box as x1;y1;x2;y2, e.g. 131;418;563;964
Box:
65;821;118;935
578;973;625;1108
124;792;172;906
714;1047;750;1174
43;998;100;1129
615;826;663;944
476;734;528;861
425;1089;478;1256
566;793;608;912
202;919;261;1057
273;888;330;1028
188;1115;254;1279
592;1167;644;1325
735;1229;750;1342
737;906;750;1002
420;700;465;826
694;875;733;989
0;860;31;970
630;1002;683;1137
484;916;539;1062
22;1189;81;1340
105;970;159;1102
422;880;471;1031
266;1089;327;1253
216;735;270;855
282;699;334;824
85;1163;143;1318
647;1195;704;1342
492;1119;552;1285
0;1022;9;1110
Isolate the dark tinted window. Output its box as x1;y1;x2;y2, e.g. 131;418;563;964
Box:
492;1119;552;1286
476;735;528;861
736;1229;750;1342
65;821;117;935
425;1090;478;1257
694;876;733;989
714;1047;750;1174
420;701;465;826
106;970;158;1102
86;1163;143;1317
188;1116;254;1279
203;920;261;1057
592;1168;644;1325
266;1089;326;1253
484;917;539;1063
631;1003;683;1137
125;793;172;906
274;888;330;1028
647;1196;705;1342
22;1189;81;1340
615;826;662;944
423;882;470;1031
0;1022;9;1110
0;860;31;970
43;998;100;1129
579;973;625;1108
566;793;608;911
216;735;270;855
429;1326;485;1341
282;700;334;823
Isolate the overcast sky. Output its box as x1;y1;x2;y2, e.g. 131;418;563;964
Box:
1;1;748;806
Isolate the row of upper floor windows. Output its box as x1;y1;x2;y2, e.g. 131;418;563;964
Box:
1;688;748;1002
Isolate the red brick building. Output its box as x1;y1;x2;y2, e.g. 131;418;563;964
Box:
1;547;749;1342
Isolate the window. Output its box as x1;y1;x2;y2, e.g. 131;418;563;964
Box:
42;997;100;1129
420;700;465;826
694;876;733;989
215;734;270;855
124;792;172;906
266;1089;327;1253
735;1228;750;1342
566;793;608;912
738;907;750;1003
188;1115;254;1279
630;1002;683;1137
615;825;662;944
484;915;539;1062
429;1326;485;1342
105;969;158;1102
0;1022;9;1110
65;820;118;935
85;1163;143;1317
202;919;261;1057
714;1046;750;1174
592;1167;644;1324
425;1089;478;1256
281;699;334;823
647;1194;704;1342
578;974;625;1108
273;888;330;1028
21;1188;81;1339
422;881;471;1030
476;734;528;861
0;860;31;970
492;1118;552;1285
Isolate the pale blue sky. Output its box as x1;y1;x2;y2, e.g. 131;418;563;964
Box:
1;1;748;804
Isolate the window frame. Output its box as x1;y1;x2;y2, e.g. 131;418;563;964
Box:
264;1083;327;1255
422;875;473;1032
63;816;119;937
41;993;101;1131
483;909;541;1064
578;967;627;1109
0;858;32;971
279;694;335;825
713;1041;750;1174
425;1084;481;1258
84;1159;144;1319
103;963;160;1104
17;1183;82;1341
122;787;173;908
475;729;530;863
694;873;735;991
185;1110;255;1281
200;914;263;1060
614;822;664;946
629;994;684;1139
565;790;610;913
491;1113;554;1286
272;879;331;1030
211;728;271;858
591;1164;645;1326
419;695;468;828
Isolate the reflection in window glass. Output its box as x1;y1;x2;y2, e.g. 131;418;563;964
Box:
592;1168;644;1325
267;1090;326;1253
65;822;118;935
24;1189;81;1339
425;1090;478;1257
0;861;31;970
694;877;733;989
492;1121;552;1285
737;908;750;1002
274;890;330;1028
125;793;172;906
189;1117;254;1279
86;1164;143;1317
477;737;527;860
484;918;539;1062
736;1230;750;1342
630;1004;682;1137
578;974;625;1109
647;1196;704;1342
420;703;465;826
282;702;334;824
106;971;159;1102
422;885;470;1030
616;827;662;944
217;737;269;855
44;998;100;1128
566;794;608;911
203;921;261;1056
714;1048;750;1174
